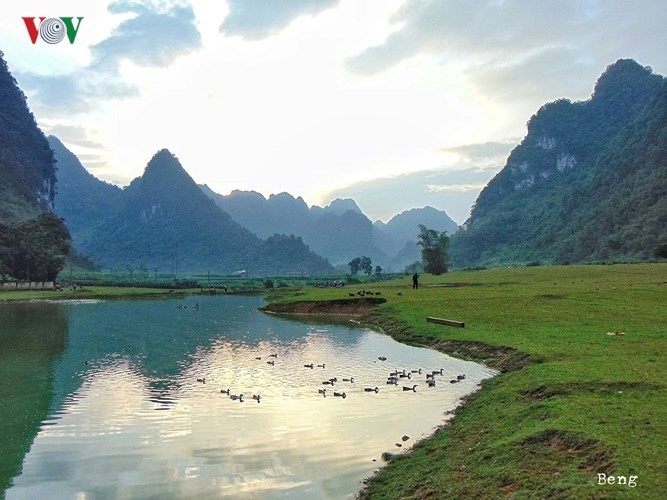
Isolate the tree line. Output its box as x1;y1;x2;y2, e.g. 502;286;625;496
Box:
0;213;71;282
347;225;451;278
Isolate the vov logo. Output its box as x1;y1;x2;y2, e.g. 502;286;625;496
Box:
22;17;84;44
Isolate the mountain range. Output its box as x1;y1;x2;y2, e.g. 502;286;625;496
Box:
51;138;457;273
3;51;664;276
51;143;336;275
200;186;458;269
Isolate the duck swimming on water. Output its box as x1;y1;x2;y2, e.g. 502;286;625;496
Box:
403;385;417;392
364;387;380;393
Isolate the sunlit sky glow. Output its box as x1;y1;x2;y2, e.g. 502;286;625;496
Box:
2;1;665;223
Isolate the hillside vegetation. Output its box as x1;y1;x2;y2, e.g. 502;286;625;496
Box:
451;60;666;267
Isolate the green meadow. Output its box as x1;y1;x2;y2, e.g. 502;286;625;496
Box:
267;263;667;498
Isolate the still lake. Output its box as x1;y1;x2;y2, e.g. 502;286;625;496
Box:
1;295;496;499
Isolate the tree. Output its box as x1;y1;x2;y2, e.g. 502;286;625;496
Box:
360;256;373;275
374;265;383;278
0;222;12;278
348;257;361;275
417;224;450;275
8;213;71;281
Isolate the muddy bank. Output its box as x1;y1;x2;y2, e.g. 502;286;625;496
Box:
262;299;530;373
360;310;531;373
261;297;386;316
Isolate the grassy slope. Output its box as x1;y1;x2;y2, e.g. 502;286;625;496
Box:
267;264;667;498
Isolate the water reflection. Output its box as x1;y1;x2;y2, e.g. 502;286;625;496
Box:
0;302;68;493
4;296;496;499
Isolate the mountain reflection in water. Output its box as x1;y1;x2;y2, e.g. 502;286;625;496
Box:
4;295;496;499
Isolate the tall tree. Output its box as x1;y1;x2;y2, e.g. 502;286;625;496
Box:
417;225;450;275
360;256;373;275
348;257;361;275
7;214;71;281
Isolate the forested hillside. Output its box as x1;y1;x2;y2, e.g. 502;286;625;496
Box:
0;52;72;282
450;59;666;267
54;148;334;275
0;52;57;222
50;136;123;243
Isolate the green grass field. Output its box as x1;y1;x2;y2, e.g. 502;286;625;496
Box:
267;263;667;498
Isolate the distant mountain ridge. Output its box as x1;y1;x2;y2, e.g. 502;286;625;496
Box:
49;136;122;241
52;147;333;274
451;59;666;266
202;186;459;269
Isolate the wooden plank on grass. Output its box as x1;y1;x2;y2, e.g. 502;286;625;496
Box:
426;316;465;328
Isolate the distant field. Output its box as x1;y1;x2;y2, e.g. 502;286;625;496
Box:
267;263;667;498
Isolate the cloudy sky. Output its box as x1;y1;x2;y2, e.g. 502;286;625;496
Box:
1;1;665;224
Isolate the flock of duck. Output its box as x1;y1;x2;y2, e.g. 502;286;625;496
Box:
197;354;466;405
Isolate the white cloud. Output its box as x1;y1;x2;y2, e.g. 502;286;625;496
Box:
220;0;340;40
427;183;487;193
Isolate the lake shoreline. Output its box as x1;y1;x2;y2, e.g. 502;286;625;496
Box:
261;298;523;374
261;264;667;498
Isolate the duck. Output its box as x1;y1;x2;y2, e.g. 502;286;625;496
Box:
269;353;278;358
267;360;275;366
399;372;412;379
304;363;314;369
403;385;417;392
427;378;436;387
333;392;347;398
457;374;466;381
386;378;398;385
317;363;325;368
364;387;380;393
378;356;387;361
432;369;444;376
230;394;244;402
342;377;355;383
318;388;327;396
322;380;334;386
411;369;423;375
196;377;206;384
220;388;230;395
251;394;261;402
450;379;459;384
255;356;262;360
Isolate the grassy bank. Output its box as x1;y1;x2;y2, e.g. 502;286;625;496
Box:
266;263;667;498
0;286;191;302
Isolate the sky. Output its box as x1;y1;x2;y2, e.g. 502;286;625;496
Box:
1;1;665;224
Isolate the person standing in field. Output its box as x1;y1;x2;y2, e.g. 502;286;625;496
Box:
412;273;419;290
